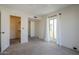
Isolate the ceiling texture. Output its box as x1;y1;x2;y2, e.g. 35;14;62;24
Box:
0;4;70;16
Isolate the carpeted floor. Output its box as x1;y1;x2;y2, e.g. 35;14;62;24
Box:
0;38;79;55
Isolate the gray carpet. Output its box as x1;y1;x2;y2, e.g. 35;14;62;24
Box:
0;38;79;55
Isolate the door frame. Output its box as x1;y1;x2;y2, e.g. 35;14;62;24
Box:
10;15;21;44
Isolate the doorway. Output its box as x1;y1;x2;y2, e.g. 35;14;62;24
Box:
49;17;57;42
10;15;21;45
28;20;35;41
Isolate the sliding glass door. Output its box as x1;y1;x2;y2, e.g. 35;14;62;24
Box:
49;17;57;41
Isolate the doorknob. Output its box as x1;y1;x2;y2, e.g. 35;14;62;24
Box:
2;32;5;34
0;32;5;34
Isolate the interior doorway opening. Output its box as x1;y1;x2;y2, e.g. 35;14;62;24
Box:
28;20;35;41
49;17;57;42
10;15;21;45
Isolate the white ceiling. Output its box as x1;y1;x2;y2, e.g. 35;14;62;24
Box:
0;4;70;16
